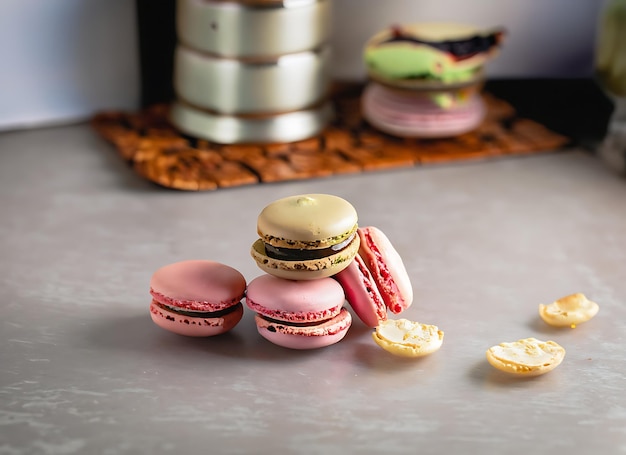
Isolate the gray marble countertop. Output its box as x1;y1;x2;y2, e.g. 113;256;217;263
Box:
1;124;625;455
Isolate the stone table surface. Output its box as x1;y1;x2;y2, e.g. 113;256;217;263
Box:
1;124;625;455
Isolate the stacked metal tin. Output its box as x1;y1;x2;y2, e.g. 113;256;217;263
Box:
170;0;333;144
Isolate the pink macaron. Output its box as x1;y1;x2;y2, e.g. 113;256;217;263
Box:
334;254;387;327
362;82;485;138
246;274;352;349
149;260;246;337
357;226;413;314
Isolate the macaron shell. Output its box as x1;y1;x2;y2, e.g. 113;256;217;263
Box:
246;275;345;323
150;260;246;312
334;254;387;328
254;308;352;349
358;226;413;314
372;318;444;358
250;235;359;280
150;301;244;337
257;194;358;249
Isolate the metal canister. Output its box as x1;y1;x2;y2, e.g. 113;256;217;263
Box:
171;0;333;144
174;45;331;114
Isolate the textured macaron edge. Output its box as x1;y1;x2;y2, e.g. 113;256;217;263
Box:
254;309;352;349
358;226;413;314
247;300;343;323
150;300;244;337
260;224;358;250
150;289;244;313
250;235;359;280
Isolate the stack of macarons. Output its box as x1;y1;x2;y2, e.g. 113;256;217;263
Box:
248;193;414;349
362;22;505;138
246;194;359;349
147;193;416;352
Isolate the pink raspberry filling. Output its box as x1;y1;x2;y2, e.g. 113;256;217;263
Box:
362;230;404;314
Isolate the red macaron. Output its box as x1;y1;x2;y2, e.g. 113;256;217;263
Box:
357;226;413;314
334;253;387;328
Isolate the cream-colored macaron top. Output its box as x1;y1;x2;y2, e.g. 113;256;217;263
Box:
257;194;358;249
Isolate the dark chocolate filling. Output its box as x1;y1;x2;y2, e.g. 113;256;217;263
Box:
259;315;326;327
380;26;504;60
264;233;355;261
153;300;241;318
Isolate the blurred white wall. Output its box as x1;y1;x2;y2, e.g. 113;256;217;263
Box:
0;0;608;131
0;0;139;131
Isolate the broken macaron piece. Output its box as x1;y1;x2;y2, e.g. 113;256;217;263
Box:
251;194;360;280
149;260;246;337
372;318;444;358
486;337;566;376
538;293;599;328
246;274;352;349
357;226;413;314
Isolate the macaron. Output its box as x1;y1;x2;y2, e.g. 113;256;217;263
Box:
333;254;387;328
358;226;413;314
364;23;505;89
246;274;352;349
250;194;360;280
149;260;246;337
362;82;486;138
361;22;503;139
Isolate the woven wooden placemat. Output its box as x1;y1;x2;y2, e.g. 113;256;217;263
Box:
92;82;570;191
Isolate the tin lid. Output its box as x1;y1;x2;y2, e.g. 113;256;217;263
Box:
176;0;332;58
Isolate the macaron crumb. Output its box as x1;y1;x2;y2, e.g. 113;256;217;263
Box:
538;293;599;328
372;318;444;358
